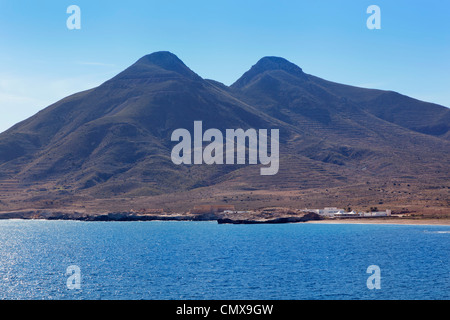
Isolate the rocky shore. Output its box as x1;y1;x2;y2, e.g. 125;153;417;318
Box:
1;209;447;225
217;212;322;224
0;209;323;224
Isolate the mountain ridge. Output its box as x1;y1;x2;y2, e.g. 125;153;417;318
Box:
0;52;448;215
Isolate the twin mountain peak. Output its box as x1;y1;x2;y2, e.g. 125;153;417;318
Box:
0;51;448;199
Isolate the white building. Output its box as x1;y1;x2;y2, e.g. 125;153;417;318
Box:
313;207;346;217
362;210;391;217
334;210;360;217
311;207;392;218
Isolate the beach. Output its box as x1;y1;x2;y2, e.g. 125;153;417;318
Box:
307;218;450;226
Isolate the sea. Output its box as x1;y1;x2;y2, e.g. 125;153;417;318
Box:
0;220;448;300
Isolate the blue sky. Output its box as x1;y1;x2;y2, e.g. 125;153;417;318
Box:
0;0;449;133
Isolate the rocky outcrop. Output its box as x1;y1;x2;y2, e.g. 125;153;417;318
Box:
0;209;322;224
217;212;322;224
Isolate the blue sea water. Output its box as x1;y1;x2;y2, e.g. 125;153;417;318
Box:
0;220;448;300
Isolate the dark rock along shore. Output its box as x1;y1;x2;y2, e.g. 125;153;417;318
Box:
0;210;323;224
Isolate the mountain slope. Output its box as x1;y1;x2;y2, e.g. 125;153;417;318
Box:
230;56;449;174
0;52;289;195
0;52;448;214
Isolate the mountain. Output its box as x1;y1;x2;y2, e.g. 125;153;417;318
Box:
232;56;450;140
0;52;448;215
0;52;287;195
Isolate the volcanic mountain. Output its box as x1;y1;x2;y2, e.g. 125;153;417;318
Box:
0;51;448;215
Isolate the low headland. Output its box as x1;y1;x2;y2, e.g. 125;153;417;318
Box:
0;206;448;225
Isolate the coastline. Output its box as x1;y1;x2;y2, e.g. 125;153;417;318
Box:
0;210;449;226
307;218;450;226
